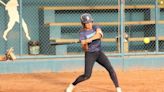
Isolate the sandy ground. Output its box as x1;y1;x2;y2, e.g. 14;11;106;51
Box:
0;69;164;92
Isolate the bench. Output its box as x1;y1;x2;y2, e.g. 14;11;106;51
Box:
39;5;164;54
41;4;164;26
40;5;164;10
45;20;164;26
50;36;164;53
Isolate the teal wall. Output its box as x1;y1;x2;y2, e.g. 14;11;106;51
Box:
0;55;164;74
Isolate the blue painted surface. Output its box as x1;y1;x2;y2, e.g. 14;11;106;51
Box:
0;55;164;74
123;56;164;70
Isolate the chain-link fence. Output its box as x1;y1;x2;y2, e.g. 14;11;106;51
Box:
124;0;164;54
125;1;155;53
0;0;164;57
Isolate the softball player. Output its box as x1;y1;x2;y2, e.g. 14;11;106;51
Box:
66;13;122;92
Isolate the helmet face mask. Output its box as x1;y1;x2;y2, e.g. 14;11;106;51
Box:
80;13;93;24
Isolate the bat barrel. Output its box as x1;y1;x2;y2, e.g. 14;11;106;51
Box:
50;39;80;45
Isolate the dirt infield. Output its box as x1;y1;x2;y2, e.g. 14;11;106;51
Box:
0;69;164;92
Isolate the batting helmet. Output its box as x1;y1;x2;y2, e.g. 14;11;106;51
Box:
80;13;93;24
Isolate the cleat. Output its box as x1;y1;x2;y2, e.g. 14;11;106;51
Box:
66;84;74;92
116;87;122;92
3;31;8;41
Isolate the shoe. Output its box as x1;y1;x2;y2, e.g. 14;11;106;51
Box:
3;32;7;41
26;34;31;41
66;84;75;92
116;87;122;92
5;48;16;61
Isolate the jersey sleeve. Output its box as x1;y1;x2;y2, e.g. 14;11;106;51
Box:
97;28;103;38
93;25;103;38
79;31;86;41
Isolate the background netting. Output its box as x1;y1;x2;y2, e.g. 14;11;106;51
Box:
0;0;164;56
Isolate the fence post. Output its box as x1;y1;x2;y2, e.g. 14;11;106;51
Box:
119;0;126;70
155;0;160;52
120;0;125;56
19;0;23;55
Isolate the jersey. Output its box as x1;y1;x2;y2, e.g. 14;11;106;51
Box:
79;25;102;52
